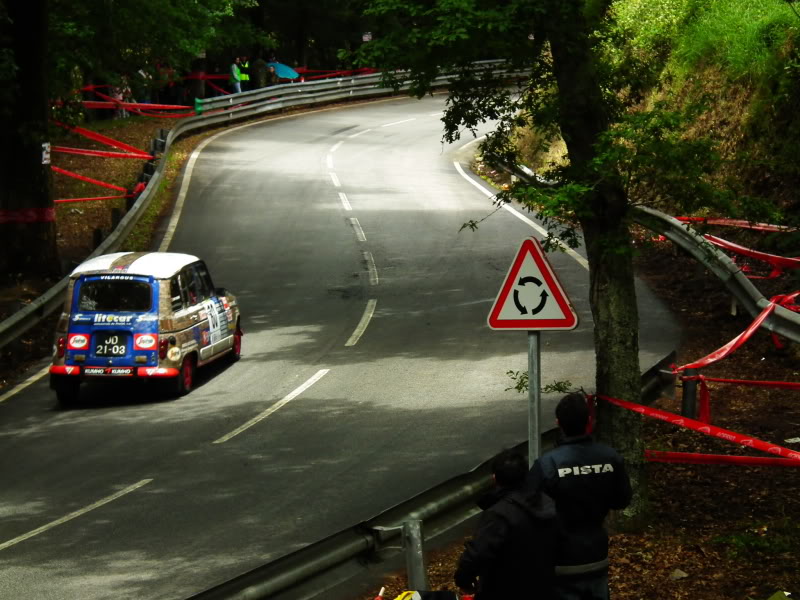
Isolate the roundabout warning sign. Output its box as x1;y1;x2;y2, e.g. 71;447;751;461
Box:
487;237;578;330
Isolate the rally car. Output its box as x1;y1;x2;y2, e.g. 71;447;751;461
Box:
49;252;242;406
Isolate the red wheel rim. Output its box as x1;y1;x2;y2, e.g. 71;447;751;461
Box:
183;358;193;390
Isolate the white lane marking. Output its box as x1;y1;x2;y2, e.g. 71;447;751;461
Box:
345;299;377;347
429;112;444;117
363;251;379;285
452;160;589;271
0;365;50;404
0;479;153;552
213;369;330;444
348;128;373;139
326;154;334;169
339;192;352;211
330;141;343;153
349;218;367;241
381;118;415;128
329;172;341;187
157;99;415;251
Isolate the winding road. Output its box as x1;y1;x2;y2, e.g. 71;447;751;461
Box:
0;94;679;599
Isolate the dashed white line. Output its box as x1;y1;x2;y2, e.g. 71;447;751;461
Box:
345;299;377;347
429;112;444;117
329;172;341;187
381;118;416;128
0;365;50;404
0;479;153;552
348;128;373;138
363;251;379;285
339;192;352;211
349;217;366;241
326;154;334;169
452;160;589;271
330;141;343;153
213;369;330;444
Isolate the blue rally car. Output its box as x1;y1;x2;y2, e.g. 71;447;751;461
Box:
49;252;242;406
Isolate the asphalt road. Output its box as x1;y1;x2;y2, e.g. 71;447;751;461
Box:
0;94;679;599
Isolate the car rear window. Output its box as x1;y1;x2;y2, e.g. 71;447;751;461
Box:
77;279;153;312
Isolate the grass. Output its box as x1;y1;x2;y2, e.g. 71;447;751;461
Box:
611;0;800;83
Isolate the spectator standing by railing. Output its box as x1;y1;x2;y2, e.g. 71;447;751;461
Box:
239;56;250;91
229;57;241;94
527;393;632;600
251;55;268;88
455;449;557;600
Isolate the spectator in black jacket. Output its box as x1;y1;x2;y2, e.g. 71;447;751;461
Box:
455;449;557;600
527;392;633;600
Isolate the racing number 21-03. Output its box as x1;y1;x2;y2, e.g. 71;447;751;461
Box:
96;335;126;356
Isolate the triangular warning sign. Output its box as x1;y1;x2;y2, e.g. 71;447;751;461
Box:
487;238;579;330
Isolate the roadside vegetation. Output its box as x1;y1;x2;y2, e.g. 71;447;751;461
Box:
1;0;799;598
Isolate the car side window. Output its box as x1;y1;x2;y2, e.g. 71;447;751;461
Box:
170;275;186;313
182;267;201;306
190;263;212;302
196;262;216;297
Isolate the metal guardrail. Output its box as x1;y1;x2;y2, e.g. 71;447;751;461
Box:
631;206;800;343
186;352;676;600
0;61;522;353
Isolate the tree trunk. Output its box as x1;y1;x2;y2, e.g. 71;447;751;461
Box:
0;0;60;282
544;0;647;526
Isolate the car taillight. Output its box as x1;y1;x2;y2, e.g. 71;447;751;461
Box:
57;337;66;358
159;338;169;359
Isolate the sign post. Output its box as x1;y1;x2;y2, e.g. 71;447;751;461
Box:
488;238;579;466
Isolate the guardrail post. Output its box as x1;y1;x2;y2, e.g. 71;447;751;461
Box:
681;367;698;418
402;519;429;591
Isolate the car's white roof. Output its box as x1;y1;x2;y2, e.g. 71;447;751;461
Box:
70;252;201;279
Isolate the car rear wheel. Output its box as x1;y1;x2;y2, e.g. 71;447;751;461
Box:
55;379;81;408
230;324;243;362
175;355;195;396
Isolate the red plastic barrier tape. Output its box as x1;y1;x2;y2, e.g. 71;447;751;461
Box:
52;120;149;156
704;234;800;278
645;450;800;467
82;100;190;111
51;166;128;192
51;145;152;160
676;302;776;371
676;217;796;232
596;394;800;462
0;207;56;224
205;81;230;95
54;194;128;204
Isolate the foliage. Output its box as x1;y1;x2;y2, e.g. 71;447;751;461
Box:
671;0;800;82
504;370;572;395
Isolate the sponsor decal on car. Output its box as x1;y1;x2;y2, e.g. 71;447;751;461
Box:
92;314;136;324
67;333;90;350
134;333;158;350
84;367;134;376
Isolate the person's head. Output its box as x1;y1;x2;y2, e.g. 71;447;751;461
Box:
234;57;240;64
555;392;590;436
491;449;528;489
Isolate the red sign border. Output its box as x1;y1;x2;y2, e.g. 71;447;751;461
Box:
487;238;578;330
